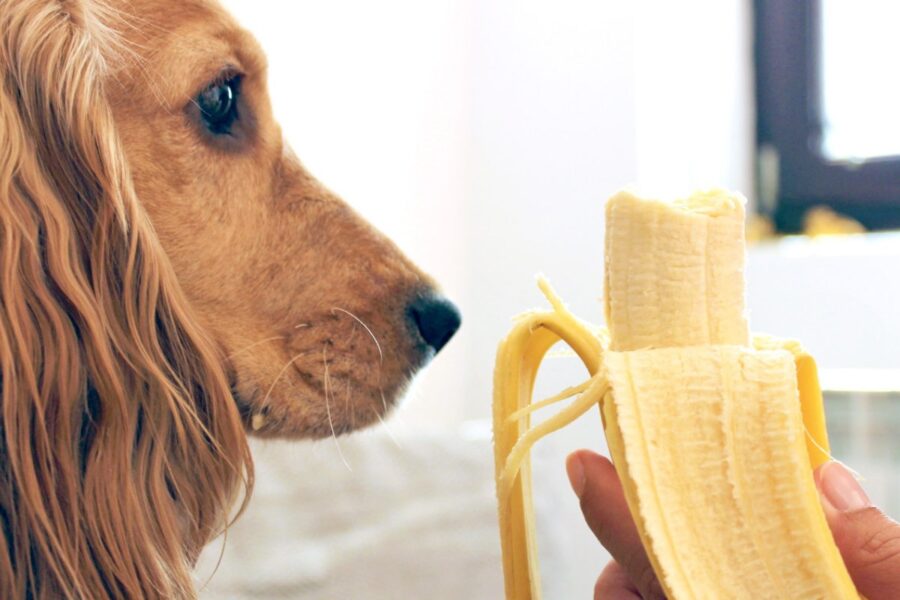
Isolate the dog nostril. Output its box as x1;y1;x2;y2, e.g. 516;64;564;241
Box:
406;294;461;354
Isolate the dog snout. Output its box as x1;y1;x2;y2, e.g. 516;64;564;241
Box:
406;293;461;354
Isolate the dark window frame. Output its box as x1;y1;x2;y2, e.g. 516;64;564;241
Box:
754;0;900;232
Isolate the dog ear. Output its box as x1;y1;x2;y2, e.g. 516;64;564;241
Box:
0;2;252;597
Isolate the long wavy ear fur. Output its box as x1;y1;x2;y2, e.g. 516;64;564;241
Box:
0;1;253;597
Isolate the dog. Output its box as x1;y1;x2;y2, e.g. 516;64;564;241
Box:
0;0;460;597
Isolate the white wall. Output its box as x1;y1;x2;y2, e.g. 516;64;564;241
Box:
206;2;900;595
462;4;641;595
220;0;472;428
216;2;757;598
462;0;639;425
222;0;755;431
633;1;754;196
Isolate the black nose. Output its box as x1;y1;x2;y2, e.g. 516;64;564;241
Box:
406;294;461;354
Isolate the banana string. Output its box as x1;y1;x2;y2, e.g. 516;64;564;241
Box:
505;379;592;424
498;371;609;503
498;277;610;509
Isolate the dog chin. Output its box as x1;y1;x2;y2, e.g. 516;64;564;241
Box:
232;373;415;440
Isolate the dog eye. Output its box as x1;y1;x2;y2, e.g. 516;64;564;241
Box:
197;77;239;134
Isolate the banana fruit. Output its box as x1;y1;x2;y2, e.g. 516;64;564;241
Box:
492;189;858;599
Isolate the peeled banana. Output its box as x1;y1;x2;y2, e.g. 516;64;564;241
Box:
492;189;858;599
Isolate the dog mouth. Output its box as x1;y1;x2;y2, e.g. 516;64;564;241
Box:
226;293;460;439
230;369;415;439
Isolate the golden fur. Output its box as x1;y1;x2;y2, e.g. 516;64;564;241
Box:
0;0;442;597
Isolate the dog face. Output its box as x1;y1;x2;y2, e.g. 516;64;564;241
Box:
106;0;460;438
1;0;460;595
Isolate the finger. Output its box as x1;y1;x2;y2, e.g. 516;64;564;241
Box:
815;461;900;600
567;449;666;600
594;560;642;600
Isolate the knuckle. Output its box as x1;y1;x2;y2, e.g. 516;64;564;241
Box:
854;510;900;569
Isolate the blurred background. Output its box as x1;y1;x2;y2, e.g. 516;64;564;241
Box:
196;0;900;597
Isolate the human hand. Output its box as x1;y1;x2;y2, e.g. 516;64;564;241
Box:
566;450;900;599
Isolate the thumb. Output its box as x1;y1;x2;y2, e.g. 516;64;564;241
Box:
815;461;900;600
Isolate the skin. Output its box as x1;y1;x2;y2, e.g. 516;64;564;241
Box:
568;450;900;600
104;0;436;438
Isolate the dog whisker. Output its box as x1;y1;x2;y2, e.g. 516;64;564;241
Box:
323;345;351;472
129;47;177;117
379;388;389;415
259;349;316;408
332;307;390;427
331;307;383;364
372;406;402;449
344;377;354;430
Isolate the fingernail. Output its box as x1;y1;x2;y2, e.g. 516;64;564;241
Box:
566;452;586;498
819;461;870;513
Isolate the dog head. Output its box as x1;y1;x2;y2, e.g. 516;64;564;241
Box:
0;0;458;597
108;0;461;438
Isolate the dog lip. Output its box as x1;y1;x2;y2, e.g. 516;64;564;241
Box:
402;325;436;369
230;382;258;420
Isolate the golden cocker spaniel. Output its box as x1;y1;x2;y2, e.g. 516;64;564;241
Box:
0;0;460;597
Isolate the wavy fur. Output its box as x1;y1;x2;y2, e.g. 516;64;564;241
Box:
0;1;253;597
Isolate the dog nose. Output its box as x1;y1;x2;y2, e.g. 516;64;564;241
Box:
407;294;461;353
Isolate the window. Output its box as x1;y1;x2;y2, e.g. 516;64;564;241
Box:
755;0;900;232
